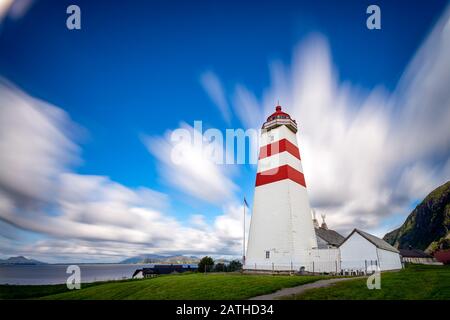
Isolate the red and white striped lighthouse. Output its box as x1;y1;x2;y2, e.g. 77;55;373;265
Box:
245;105;317;270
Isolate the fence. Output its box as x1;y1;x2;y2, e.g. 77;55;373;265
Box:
340;260;379;275
244;259;380;275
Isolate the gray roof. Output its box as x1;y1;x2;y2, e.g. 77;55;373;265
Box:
341;229;400;253
315;227;345;246
399;248;431;258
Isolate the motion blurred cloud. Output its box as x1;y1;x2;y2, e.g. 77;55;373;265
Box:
210;8;450;235
0;0;33;23
0;79;79;206
142;123;238;205
0;80;248;261
200;71;232;125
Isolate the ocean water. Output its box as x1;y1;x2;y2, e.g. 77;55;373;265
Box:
0;264;156;285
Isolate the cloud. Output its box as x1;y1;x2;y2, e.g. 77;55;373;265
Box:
232;85;264;131
0;0;13;22
0;79;79;206
223;9;450;236
200;71;232;124
0;80;247;261
8;0;33;19
1;203;251;263
0;0;33;23
142;123;238;205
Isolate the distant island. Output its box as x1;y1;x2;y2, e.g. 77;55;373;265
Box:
0;254;230;266
119;254;230;265
0;256;46;265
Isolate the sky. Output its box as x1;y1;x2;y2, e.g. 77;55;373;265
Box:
0;0;449;263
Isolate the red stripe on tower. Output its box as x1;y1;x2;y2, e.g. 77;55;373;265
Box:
255;164;306;188
259;139;301;160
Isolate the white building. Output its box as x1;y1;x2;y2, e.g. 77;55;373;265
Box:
314;214;345;249
339;229;402;272
244;105;318;271
399;248;442;265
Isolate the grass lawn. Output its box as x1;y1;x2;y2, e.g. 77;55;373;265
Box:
284;264;450;300
0;281;104;300
0;273;330;300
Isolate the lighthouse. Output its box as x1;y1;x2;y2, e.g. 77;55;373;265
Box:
245;105;318;270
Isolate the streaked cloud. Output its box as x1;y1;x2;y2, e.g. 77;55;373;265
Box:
0;80;246;261
142;123;238;205
0;0;33;23
0;0;13;22
223;8;450;236
0;79;80;206
200;71;232;124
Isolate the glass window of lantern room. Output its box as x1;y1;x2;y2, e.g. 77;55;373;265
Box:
265;251;270;259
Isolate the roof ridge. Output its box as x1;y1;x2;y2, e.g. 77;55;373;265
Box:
355;229;399;253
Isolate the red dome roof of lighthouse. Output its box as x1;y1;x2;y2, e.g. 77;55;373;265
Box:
266;105;293;122
263;105;298;133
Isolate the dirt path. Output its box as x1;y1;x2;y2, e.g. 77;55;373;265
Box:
249;277;365;300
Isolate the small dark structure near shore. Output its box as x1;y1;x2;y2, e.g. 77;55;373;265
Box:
132;264;198;278
399;247;442;265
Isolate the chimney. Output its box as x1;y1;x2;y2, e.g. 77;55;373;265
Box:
312;209;319;229
321;213;328;230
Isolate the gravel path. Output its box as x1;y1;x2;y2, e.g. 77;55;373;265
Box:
249;277;365;300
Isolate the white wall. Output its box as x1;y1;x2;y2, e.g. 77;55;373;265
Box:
377;248;402;270
340;232;403;271
307;248;341;273
259;125;298;146
340;232;378;271
245;179;317;270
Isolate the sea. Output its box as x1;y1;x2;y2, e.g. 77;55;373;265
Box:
0;264;158;285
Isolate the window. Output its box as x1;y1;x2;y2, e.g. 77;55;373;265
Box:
265;251;270;259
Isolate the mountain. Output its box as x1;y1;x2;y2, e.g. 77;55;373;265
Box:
119;254;168;264
383;181;450;252
0;256;46;265
119;254;201;264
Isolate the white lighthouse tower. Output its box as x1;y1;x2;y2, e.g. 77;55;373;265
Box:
245;105;318;271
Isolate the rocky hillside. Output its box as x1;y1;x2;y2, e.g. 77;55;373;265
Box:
383;181;450;252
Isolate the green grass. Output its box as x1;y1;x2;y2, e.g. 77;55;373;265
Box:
284;264;450;300
6;265;448;300
0;273;330;300
0;281;109;300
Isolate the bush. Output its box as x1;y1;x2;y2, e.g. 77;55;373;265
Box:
228;260;243;272
198;256;214;273
214;263;227;272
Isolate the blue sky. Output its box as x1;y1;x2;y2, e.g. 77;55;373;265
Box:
0;0;449;262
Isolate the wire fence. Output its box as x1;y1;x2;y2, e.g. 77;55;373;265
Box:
244;259;380;275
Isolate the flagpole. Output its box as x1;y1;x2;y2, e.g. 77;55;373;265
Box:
243;197;246;266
